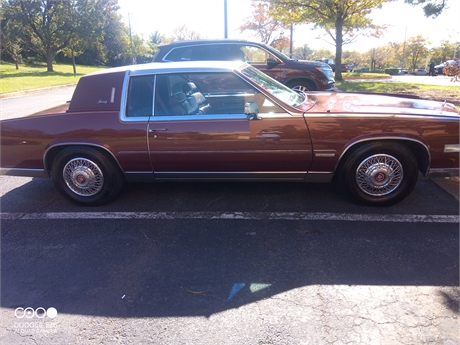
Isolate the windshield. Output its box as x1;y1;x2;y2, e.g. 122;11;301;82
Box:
262;44;291;61
240;65;306;107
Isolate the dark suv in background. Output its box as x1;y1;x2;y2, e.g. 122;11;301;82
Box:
153;39;335;92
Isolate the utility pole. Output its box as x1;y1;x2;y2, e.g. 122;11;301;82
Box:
224;0;228;38
401;26;407;70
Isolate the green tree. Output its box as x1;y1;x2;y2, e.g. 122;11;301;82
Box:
404;0;448;18
430;40;456;64
148;30;164;55
100;11;130;66
386;42;405;69
342;50;364;70
406;35;429;70
365;45;393;70
64;0;119;73
2;0;120;72
0;5;27;69
310;49;334;60
270;0;390;80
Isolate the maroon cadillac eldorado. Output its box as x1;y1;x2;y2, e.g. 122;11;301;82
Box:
1;61;459;206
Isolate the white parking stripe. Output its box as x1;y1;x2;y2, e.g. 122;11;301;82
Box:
1;212;459;223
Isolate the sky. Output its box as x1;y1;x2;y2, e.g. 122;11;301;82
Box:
117;0;460;54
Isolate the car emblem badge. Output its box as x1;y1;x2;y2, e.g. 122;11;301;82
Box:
375;172;386;183
76;175;86;184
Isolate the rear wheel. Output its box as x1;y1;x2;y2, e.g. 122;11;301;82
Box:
51;147;124;205
340;142;418;206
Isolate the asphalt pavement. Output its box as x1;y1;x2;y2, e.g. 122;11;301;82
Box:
1;79;459;345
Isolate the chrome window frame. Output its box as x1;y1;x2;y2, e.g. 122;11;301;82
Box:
120;67;304;123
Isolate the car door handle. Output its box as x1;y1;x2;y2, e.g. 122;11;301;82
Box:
149;128;168;132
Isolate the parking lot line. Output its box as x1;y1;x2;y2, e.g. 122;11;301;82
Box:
1;212;458;223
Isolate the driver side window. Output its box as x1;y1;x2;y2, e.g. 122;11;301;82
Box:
153;72;286;116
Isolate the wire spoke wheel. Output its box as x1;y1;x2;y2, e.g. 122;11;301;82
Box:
63;158;104;196
340;142;418;206
355;154;403;196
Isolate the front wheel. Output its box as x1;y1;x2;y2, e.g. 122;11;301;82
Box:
286;80;315;92
340;142;418;206
51;147;124;205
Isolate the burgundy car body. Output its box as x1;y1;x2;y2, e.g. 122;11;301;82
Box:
1;61;459;206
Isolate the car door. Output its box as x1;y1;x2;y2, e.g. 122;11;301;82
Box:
148;71;312;179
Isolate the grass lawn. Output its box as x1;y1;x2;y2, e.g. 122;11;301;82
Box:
0;63;106;94
336;80;460;93
341;72;391;80
336;80;460;109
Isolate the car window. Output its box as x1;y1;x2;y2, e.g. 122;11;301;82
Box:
191;45;244;61
164;47;193;61
240;45;277;64
153;72;286;116
126;75;154;117
164;45;244;62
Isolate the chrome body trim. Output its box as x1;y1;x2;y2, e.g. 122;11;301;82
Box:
150;150;309;154
444;144;460;153
305;113;460;120
150;114;247;122
0;168;48;178
154;171;306;180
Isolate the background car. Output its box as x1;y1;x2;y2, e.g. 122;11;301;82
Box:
434;60;457;76
153;39;335;92
411;69;428;75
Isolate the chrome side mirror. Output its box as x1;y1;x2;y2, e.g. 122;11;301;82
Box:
245;101;260;120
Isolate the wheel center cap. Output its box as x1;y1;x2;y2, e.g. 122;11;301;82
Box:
72;168;93;188
366;164;392;187
374;172;386;183
76;174;87;184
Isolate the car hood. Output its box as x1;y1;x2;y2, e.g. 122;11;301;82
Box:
435;60;455;68
295;59;329;67
307;92;459;116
